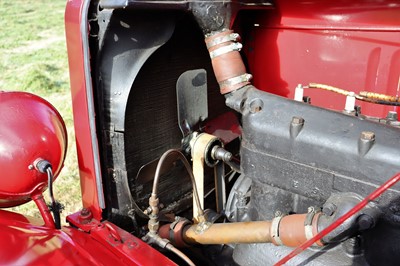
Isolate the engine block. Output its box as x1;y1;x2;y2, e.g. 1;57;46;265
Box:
232;87;400;265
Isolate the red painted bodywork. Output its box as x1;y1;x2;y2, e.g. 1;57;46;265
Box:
243;0;400;117
2;0;399;265
62;0;400;227
65;0;103;220
0;209;175;265
0;92;67;208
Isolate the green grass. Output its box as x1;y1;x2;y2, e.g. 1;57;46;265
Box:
0;0;81;222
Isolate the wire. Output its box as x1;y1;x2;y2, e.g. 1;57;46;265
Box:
47;168;55;206
46;167;61;229
308;83;351;96
355;96;400;107
359;91;400;103
307;83;400;106
274;172;400;266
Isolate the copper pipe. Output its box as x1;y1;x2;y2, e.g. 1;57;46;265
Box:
148;149;204;234
160;213;322;247
183;221;272;245
166;244;195;266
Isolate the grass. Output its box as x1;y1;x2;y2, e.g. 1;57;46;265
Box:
0;0;81;222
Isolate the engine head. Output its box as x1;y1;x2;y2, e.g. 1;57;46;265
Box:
0;91;67;208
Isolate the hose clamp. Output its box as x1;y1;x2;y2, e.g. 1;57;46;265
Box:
209;42;243;59
219;73;253;88
271;216;283;246
206;33;240;49
304;207;319;246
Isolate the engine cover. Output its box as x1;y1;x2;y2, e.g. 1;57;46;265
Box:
0;91;67;208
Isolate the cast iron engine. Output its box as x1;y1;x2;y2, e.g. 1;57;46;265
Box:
228;86;400;266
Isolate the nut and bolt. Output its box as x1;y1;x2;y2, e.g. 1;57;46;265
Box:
148;219;160;233
387;111;398;121
143;207;152;215
303;96;311;104
291;116;305;125
322;203;337;216
79;208;93;224
360;131;375;141
80;208;91;216
357;214;375;230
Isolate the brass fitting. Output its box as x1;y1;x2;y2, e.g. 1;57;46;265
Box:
148;195;160;234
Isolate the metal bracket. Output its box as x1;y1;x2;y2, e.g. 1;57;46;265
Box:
176;69;208;137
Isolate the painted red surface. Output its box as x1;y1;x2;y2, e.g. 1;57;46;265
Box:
0;209;175;265
0;92;67;208
204;112;242;144
63;0;400;225
2;1;396;265
63;2;176;264
65;0;103;219
243;0;400;118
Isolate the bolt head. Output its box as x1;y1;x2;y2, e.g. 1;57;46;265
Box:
387;111;398;121
291;116;305;125
358;214;374;230
360;131;375;141
79;208;93;224
80;208;90;216
322;203;336;216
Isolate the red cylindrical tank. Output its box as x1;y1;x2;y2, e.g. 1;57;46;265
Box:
0;91;67;208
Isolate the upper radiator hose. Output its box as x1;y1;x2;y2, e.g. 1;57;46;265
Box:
191;1;253;95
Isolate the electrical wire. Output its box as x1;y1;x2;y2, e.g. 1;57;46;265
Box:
274;172;400;266
47;167;55;207
308;83;351;96
359;91;400;103
46;167;61;229
355;96;400;107
307;83;400;106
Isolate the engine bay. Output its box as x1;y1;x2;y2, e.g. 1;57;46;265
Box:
87;1;400;265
